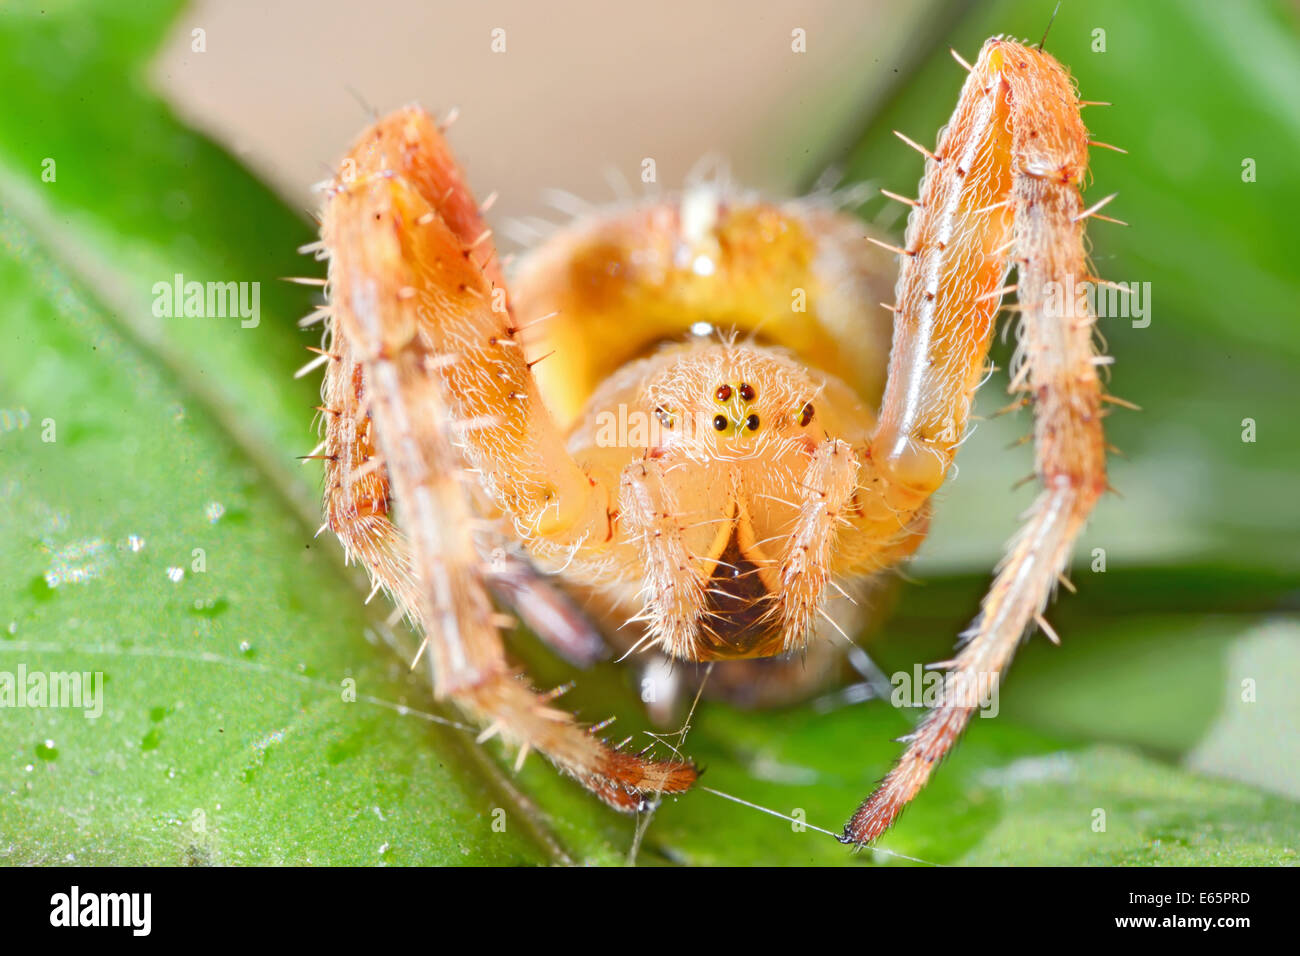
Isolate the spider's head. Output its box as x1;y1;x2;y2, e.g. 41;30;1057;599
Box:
607;341;873;662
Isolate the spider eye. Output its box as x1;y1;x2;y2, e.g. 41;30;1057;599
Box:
715;384;732;402
738;383;756;402
745;413;760;431
655;406;674;428
713;414;729;432
799;402;815;427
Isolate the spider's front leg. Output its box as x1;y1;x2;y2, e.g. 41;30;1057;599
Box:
618;459;710;660
318;107;694;811
843;39;1111;844
775;438;860;649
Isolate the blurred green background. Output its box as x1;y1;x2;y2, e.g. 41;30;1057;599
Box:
0;0;1296;865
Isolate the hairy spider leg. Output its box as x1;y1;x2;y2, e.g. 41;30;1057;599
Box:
843;38;1110;844
319;107;695;810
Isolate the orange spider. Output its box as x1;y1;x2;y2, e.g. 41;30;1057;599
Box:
309;36;1118;846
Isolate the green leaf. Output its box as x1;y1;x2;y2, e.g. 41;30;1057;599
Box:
0;207;576;865
0;0;572;866
1;0;1296;865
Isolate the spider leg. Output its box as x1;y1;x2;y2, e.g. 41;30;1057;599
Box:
618;459;709;661
776;438;859;651
332;107;611;549
319;107;694;811
319;320;417;620
321;338;605;669
486;551;609;668
843;38;1109;844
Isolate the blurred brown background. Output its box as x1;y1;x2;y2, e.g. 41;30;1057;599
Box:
152;0;942;228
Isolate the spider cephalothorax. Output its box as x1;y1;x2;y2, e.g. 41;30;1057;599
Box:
312;36;1116;843
567;339;876;662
